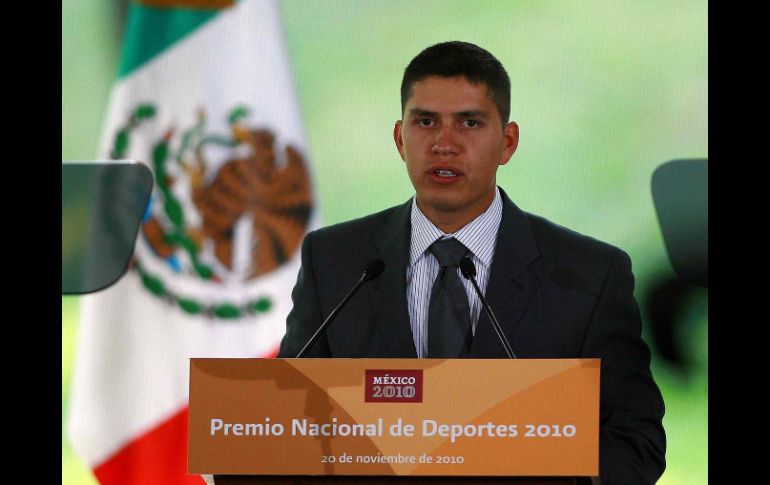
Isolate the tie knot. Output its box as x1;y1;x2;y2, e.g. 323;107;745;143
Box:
429;238;469;268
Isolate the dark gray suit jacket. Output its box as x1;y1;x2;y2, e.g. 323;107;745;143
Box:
278;188;666;484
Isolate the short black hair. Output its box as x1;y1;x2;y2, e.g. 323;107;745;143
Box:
400;41;511;125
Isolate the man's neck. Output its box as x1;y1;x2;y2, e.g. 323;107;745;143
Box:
416;189;497;234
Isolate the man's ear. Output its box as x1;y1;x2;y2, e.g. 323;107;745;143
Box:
394;120;406;161
499;121;519;166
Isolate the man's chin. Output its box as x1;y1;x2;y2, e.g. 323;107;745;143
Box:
416;193;468;214
416;187;497;219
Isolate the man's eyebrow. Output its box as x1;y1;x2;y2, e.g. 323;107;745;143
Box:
456;110;490;119
407;108;437;117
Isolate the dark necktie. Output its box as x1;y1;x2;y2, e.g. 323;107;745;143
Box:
427;238;473;358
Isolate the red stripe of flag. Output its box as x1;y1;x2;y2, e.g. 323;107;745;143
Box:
92;346;280;484
93;406;203;485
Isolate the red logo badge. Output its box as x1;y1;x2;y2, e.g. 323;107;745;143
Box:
365;370;423;403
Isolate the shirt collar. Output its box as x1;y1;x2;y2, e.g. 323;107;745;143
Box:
409;187;503;268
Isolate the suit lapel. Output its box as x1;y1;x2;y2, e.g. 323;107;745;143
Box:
369;200;418;357
469;189;541;358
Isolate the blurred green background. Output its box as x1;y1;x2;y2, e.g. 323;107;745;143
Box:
62;0;707;483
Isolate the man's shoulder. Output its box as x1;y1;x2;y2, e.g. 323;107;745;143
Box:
310;201;408;244
498;188;626;265
524;210;628;266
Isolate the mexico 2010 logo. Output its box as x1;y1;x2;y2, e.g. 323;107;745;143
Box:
365;370;424;403
110;104;313;320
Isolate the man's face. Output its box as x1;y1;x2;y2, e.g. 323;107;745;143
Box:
394;76;519;231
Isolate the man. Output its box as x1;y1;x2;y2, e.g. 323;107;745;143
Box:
278;41;665;484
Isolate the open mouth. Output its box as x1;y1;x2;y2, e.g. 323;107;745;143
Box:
427;166;463;183
434;169;458;178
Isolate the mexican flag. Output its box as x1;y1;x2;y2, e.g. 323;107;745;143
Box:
67;1;319;483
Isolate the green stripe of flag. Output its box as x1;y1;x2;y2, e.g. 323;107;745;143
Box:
118;3;221;79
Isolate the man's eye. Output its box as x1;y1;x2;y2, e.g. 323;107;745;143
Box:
463;120;480;128
417;119;434;127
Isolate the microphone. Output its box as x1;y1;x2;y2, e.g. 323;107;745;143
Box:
295;259;386;358
459;256;517;359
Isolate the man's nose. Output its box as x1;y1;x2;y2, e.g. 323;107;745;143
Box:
432;126;459;155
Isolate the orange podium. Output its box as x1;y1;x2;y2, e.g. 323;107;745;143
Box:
188;358;599;484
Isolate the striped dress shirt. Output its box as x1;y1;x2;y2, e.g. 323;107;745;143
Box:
407;188;503;358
